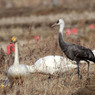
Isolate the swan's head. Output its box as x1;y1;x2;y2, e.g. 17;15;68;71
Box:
11;36;17;43
51;19;64;27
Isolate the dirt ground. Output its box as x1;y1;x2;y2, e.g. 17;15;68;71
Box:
0;0;95;95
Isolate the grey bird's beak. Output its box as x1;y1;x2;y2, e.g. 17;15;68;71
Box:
51;23;57;28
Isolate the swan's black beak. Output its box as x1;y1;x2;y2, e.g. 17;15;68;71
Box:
51;23;57;28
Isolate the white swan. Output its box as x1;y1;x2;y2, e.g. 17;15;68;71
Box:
26;56;77;75
2;37;30;88
8;37;30;79
92;50;95;56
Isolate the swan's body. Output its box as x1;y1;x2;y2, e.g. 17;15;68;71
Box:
8;64;30;79
26;56;77;75
92;50;95;56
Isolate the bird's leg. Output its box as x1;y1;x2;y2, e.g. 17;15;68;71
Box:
87;61;89;79
77;62;80;79
10;81;14;88
86;61;90;80
77;61;82;79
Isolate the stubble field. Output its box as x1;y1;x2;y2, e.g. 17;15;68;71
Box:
0;1;95;95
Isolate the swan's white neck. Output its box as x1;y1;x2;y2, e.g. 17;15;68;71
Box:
14;42;19;66
59;24;64;36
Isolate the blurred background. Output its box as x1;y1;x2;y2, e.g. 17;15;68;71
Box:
0;0;95;51
0;0;95;9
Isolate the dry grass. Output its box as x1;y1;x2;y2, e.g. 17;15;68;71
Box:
0;61;95;95
0;24;95;95
0;11;95;27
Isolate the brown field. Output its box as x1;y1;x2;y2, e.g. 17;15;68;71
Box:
0;0;95;95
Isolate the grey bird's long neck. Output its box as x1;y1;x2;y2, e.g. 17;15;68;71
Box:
59;24;67;52
14;42;19;65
